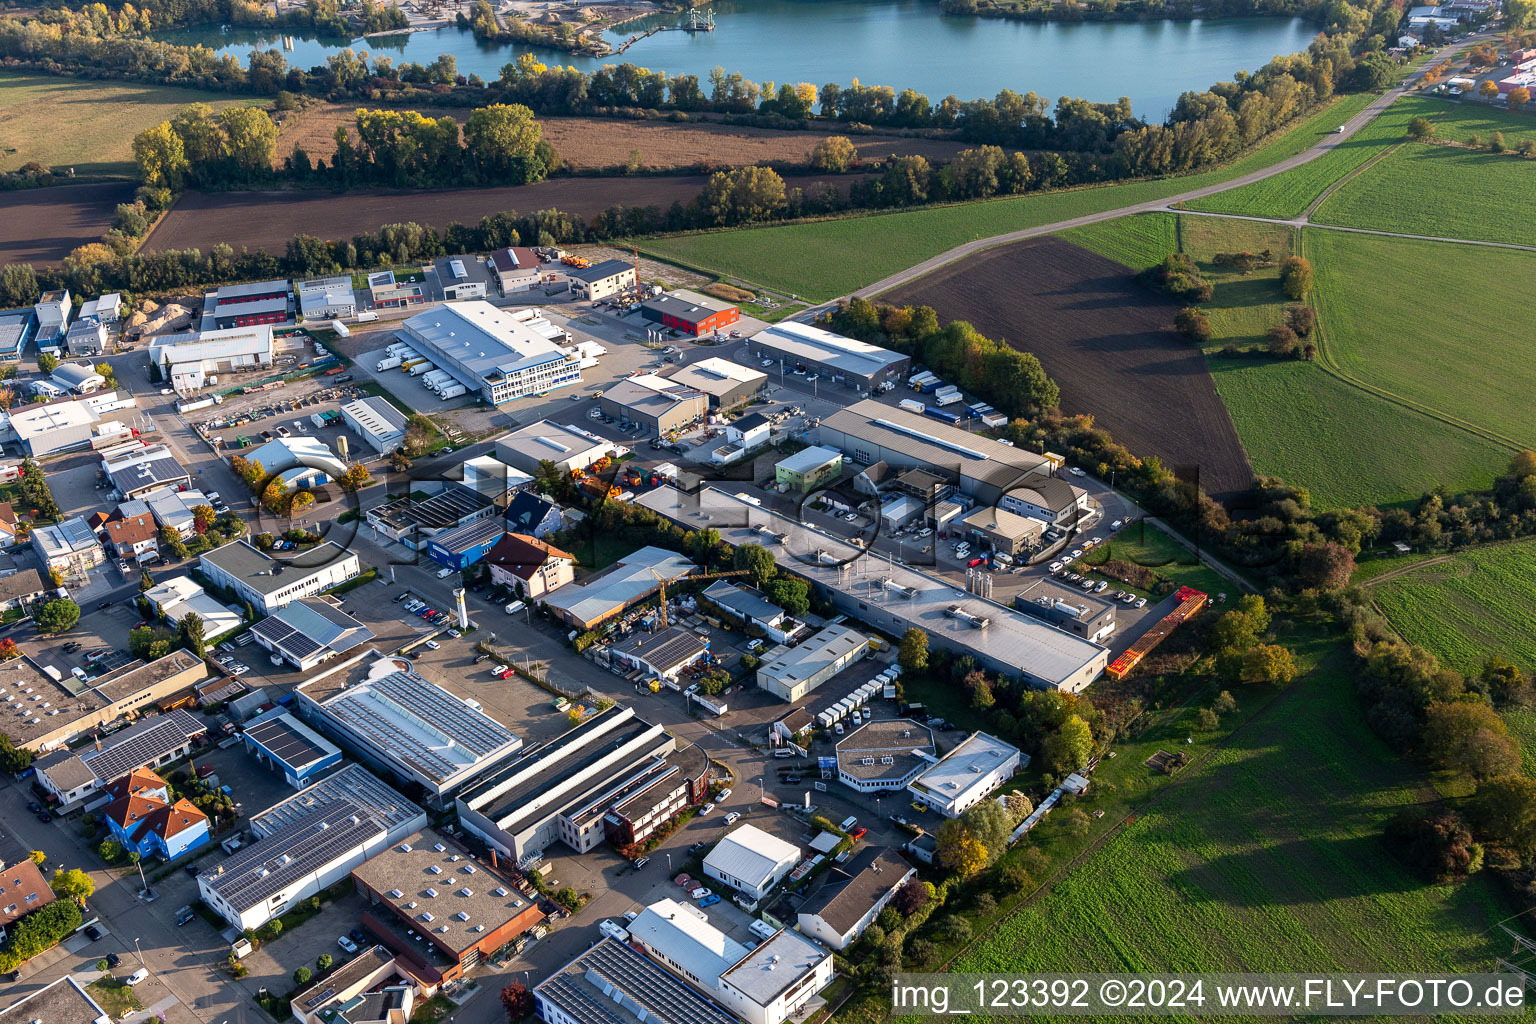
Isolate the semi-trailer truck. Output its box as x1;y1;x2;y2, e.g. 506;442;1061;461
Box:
409;361;435;376
400;358;427;371
436;383;468;399
898;398;925;415
422;370;453;387
375;355;403;371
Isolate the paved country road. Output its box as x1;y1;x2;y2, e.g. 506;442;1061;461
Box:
846;35;1488;301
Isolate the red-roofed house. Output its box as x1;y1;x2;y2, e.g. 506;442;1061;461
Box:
0;502;18;545
102;769;211;860
104;514;160;561
484;532;575;600
0;860;56;942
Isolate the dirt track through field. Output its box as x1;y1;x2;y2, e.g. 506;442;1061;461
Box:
886;236;1254;499
0;180;137;265
141;172;870;254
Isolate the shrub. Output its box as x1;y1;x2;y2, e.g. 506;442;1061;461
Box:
1143;253;1212;302
1174;306;1211;344
1280;255;1313;299
0;900;83;971
1266;324;1298;357
1386;810;1483;883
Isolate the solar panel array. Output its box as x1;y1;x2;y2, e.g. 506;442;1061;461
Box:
250;615;324;662
320;671;514;785
245;714;334;770
541;938;737;1024
203;801;383;907
252;763;423;838
82;710;203;782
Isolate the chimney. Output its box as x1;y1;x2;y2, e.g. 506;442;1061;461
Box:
489;848;498;869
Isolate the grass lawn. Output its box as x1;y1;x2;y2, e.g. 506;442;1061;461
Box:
642;94;1376;301
1075;520;1232;598
738;300;807;322
0;73;264;176
1181;93;1433;220
87;978;142;1018
1312;142;1536;246
1058;211;1178;272
1367;538;1536;676
1207;356;1506;508
946;643;1508;987
1410;96;1536;147
1307;230;1536;448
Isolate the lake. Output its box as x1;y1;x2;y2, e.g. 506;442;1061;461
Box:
163;0;1317;120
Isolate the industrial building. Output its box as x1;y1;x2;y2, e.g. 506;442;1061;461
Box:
398;302;579;405
425;517;505;570
774;445;843;493
494;420;615;476
31;517;102;584
834;720;936;793
199;539;362;616
341;395;408;454
65;316;108;356
79;293;122;323
200;799;391;931
601;743;709;850
636;487;1108;691
203;279;292;329
242;710;344;788
0;309;35;361
102;443;192;499
143;576;242;642
51;361;105;394
249;598;376;671
640;290;740;337
32;289;70;344
749;322;910;392
296;277;358;321
1012;577;1117;642
252;763;426;845
148;325;274;390
755;623;868;703
483;532;575;600
568;260;636;301
818;400;1076;516
452;454;533;507
702;581;788;639
7;396;102;455
35;704;208;809
245;435;349;490
290;946;417;1024
352;827;547;983
301;653;522;803
365;485;497;549
454;705;684;863
961;504;1044;557
629;899;834;1024
368;271;427;311
490;246;545;293
432;254;498;300
608;627;710;682
907;731;1022;817
702;824;800;901
535;937;741;1024
599;374;708;436
543;546;696;630
661;356;766;410
797;846;914;951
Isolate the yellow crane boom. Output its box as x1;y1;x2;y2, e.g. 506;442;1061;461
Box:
648;567;751;629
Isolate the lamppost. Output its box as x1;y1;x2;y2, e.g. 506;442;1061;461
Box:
135;936;144;966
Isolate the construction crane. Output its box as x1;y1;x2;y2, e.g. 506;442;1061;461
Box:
648;568;750;629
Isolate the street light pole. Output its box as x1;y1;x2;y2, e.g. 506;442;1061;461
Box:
135;936;144;966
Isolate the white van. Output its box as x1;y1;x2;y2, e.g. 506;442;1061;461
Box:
505;601;526;615
840;815;858;832
126;968;150;986
599;920;630;943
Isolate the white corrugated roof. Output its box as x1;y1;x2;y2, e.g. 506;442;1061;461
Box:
703;824;799;888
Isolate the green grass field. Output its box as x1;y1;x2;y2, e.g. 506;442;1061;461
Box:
641;94;1375;301
1308;230;1536;449
1077;519;1234;597
1413;97;1536;147
1369;540;1536;676
1180;94;1436;220
1060;213;1510;507
1312;143;1536;246
1207;356;1506;508
0;73;264;176
946;644;1508;995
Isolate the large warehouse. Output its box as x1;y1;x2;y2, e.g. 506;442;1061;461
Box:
640;290;739;337
494;420;615;475
756;623;869;702
599;373;707;436
397;301;579;405
203;279;292;330
663;356;767;410
543;545;695;630
340;395;408;454
749;322;910;392
638;486;1108;691
148;326;274;391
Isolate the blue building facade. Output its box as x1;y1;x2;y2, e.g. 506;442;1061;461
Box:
426;518;506;570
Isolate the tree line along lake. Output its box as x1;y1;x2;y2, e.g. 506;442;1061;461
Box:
159;0;1318;121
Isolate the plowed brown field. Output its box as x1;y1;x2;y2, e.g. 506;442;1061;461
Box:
141;172;868;254
886;236;1254;499
273;104;968;170
0;181;137;265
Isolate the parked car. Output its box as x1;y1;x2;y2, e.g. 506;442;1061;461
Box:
1048;561;1063;573
716;787;732;801
699;893;721;907
1135;597;1148;608
424;640;440;651
724;811;741;825
105;953;121;968
126;969;150;987
338;935;359;954
84;925;102;941
690;887;710;900
849;827;868;841
447;629;461;639
699;801;716;815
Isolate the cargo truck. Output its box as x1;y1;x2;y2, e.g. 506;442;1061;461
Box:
436;383;468;400
400;358;427;372
408;361;434;376
898;398;925;415
422;370;453;387
375;355;403;371
933;388;964;407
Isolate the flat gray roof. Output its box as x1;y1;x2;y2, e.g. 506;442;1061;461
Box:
835;720;935;785
720;927;831;1005
201;539;354;595
749;322;906;380
635;487;1107;690
819;400;1049;487
909;731;1021;801
252;763;424;839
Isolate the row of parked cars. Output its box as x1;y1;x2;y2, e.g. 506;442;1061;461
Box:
395;593;451;627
